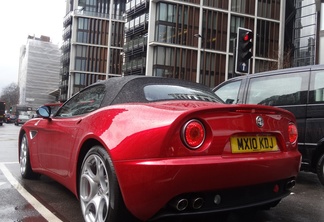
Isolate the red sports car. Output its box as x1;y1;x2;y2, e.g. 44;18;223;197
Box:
18;76;301;221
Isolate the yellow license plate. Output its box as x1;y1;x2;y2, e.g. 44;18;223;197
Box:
231;136;279;153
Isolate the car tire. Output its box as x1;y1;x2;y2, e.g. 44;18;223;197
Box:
19;134;39;179
79;146;136;222
316;153;324;186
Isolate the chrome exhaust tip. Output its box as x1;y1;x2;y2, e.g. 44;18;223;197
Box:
170;198;188;211
286;180;296;189
192;197;204;209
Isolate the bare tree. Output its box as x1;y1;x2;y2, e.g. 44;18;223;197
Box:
0;83;19;111
268;45;294;71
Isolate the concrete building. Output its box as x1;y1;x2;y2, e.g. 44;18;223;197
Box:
18;35;61;110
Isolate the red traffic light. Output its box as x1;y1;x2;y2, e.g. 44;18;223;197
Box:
239;30;253;52
242;32;253;42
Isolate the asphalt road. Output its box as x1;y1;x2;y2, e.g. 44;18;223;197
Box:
1;123;324;222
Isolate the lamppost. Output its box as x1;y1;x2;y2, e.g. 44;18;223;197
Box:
194;34;205;83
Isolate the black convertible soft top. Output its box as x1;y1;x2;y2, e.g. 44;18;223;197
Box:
84;75;222;106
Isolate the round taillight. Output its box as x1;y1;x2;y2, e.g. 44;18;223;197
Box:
288;122;298;144
182;119;205;149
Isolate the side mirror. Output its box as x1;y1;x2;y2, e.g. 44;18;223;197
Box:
36;106;51;118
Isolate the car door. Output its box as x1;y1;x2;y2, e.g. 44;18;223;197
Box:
306;68;324;145
36;116;81;176
36;84;106;177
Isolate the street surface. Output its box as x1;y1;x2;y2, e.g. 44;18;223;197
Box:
1;123;324;222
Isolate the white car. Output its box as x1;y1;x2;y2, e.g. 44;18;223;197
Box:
15;114;30;125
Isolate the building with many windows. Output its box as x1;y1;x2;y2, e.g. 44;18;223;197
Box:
18;35;61;109
123;0;288;87
60;0;125;100
59;0;323;102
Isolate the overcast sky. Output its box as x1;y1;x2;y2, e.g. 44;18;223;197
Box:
0;0;66;94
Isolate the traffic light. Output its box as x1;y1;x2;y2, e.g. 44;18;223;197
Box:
235;27;253;74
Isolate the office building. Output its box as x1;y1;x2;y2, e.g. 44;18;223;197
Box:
18;35;61;109
59;0;323;101
60;0;125;101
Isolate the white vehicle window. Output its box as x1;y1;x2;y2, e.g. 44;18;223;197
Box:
247;72;308;106
56;85;105;117
310;70;324;103
214;81;241;104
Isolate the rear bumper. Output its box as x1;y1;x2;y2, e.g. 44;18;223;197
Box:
151;178;293;221
114;151;301;221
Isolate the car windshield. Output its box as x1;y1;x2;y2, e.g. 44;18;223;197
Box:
144;85;221;103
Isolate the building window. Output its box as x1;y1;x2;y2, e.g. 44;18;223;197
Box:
203;0;228;9
202;10;228;52
254;59;278;73
156;3;199;47
153;47;198;82
74;73;86;86
257;0;280;20
293;0;316;67
232;0;255;15
77;18;89;43
256;20;279;59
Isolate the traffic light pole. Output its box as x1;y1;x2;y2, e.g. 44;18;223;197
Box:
232;38;237;79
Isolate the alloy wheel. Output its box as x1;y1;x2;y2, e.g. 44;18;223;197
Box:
80;154;110;222
20;135;28;175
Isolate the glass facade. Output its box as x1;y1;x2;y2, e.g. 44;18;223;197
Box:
60;0;125;101
293;0;317;67
61;0;293;100
146;1;283;88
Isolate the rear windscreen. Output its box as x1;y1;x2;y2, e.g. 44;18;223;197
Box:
144;85;220;103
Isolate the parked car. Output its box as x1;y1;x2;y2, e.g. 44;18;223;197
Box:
213;64;324;185
19;76;300;221
0;101;4;126
5;114;17;123
4;113;10;123
15;114;30;126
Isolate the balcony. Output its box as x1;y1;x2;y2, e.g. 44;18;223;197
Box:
125;0;149;17
74;9;124;21
63;11;72;27
123;36;147;56
125;14;149;37
61;52;70;65
123;57;146;74
61;39;71;53
63;25;72;41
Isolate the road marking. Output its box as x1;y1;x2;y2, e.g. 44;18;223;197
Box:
0;181;5;187
0;163;62;222
0;161;19;164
